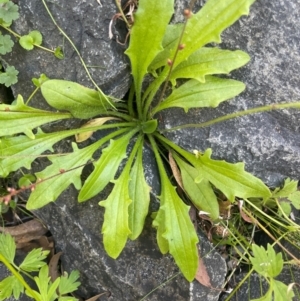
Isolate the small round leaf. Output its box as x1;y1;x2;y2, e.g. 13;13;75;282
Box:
28;30;42;46
19;35;34;50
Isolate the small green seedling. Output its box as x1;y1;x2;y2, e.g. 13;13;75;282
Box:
249;244;295;301
0;0;63;87
0;232;80;301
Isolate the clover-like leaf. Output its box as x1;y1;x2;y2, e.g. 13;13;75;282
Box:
19;248;49;272
54;46;64;59
29;30;42;45
58;270;80;295
0;1;19;24
32;73;49;88
0;34;13;55
272;178;298;198
18;174;36;188
0;65;18;87
19;35;34;50
19;31;42;50
0;233;16;265
0;95;71;138
250;244;283;278
0;276;24;300
154;76;245;113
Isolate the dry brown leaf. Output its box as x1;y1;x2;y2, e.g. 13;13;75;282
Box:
85;292;110;301
218;199;232;220
37;236;54;253
168;152;184;190
49;251;63;282
238;200;255;224
75;117;119;142
0;219;48;245
195;252;212;287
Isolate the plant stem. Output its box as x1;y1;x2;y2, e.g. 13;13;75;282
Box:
0;254;41;300
114;0;131;29
148;134;167;180
142;69;168;120
148;0;196;118
243;199;290;230
26;87;39;105
128;83;135;117
41;0;115;109
100;110;135;121
162;102;300;132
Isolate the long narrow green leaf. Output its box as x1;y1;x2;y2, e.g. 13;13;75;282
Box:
0;95;71;139
169;48;250;85
154;76;245;113
99;136;143;258
26;143;95;210
19;248;49;272
41;80;113;119
125;0;174;98
0;122;130;178
128;144;151;240
99;173;132;258
0;128;73;177
148;24;184;75
0;233;16;265
182;148;272;202
158;177;199;281
27;128;129;210
149;137;198;281
173;153;219;220
79;130;137;202
152;209;169;254
171;0;256;69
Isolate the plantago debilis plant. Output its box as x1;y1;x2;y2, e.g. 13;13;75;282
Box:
1;0;300;282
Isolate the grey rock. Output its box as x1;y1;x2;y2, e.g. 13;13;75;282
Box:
3;0;131;109
161;0;300;187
